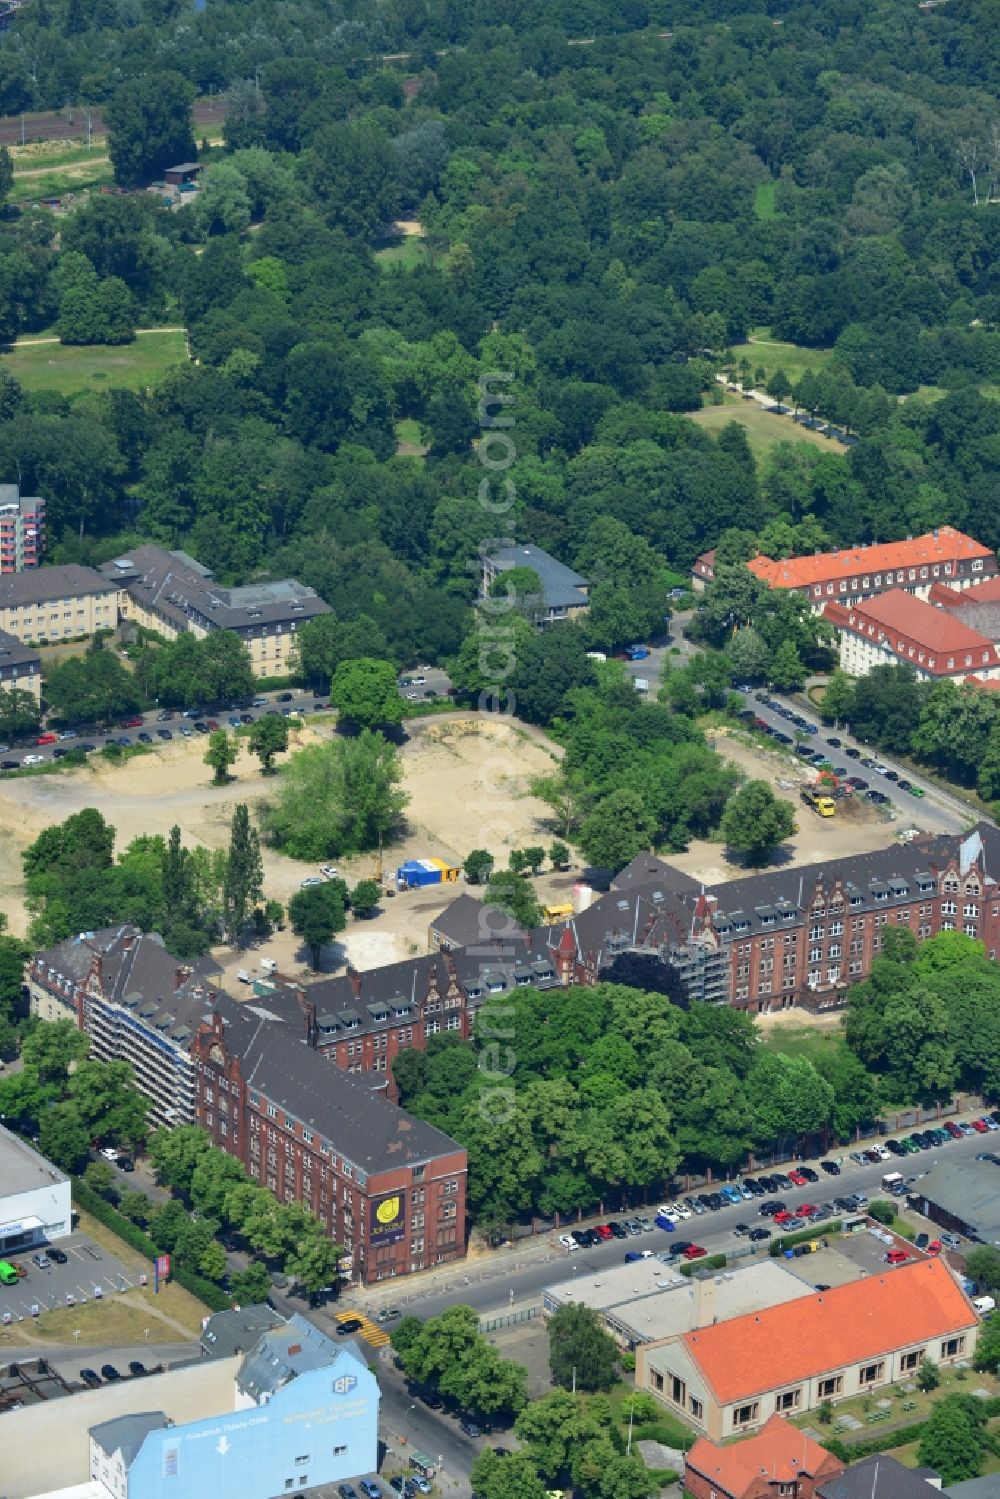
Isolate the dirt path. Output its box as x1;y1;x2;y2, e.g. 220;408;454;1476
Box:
14;154;109;179
14;327;185;347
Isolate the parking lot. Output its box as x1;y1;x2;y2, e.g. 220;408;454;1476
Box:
0;1232;136;1324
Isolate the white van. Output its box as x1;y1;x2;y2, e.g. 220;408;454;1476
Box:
973;1295;996;1316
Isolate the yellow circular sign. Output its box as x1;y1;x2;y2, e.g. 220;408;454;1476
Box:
376;1196;401;1226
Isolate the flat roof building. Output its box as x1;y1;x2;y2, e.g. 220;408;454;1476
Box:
910;1159;1000;1244
0;1121;72;1256
0;483;44;572
543;1259;813;1350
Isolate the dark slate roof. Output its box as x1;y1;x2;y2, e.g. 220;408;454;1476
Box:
34;927;228;1045
487;544;589;610
0;562;118;608
449;935;558;998
612;853;702;896
0;629;41;669
236;1313;358;1400
427;892;523;948
99;544;330;636
818;1456;943;1499
566;883;695;969
200;1304;284;1359
90;1412;168;1465
944;1479;1000;1499
216;995;463;1172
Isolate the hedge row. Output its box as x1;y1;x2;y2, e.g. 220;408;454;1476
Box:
823;1394;1000;1462
770;1221;843;1255
677;1253;728;1278
72;1180;231;1313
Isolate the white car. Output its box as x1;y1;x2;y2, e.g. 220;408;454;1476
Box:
300;876;324;888
670;1202;692;1219
319;866;340;880
558;1234;575;1249
23;753;44;765
100;1147;119;1162
657;1205;680;1221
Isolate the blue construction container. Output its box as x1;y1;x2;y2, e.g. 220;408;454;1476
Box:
396;859;443;889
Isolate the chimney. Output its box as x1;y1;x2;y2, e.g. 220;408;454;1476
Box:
348;968;362;999
175;964;192;991
692;1274;718;1327
305;1001;318;1049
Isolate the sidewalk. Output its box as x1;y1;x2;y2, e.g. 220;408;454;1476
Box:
346;1234;562;1314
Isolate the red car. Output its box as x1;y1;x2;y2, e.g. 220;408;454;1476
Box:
122;717;143;729
885;1248;911;1265
797;1204;818;1217
927;1240;942;1256
787;1170;808;1186
683;1244;707;1260
972;1119;989;1133
36;731;57;745
206;718;220;731
944;1121;962;1138
594;1224;613;1241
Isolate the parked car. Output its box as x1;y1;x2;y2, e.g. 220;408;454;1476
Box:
156;728;172;740
47;1247;68;1264
23;753;44;765
459;1418;482;1438
101;1364;122;1381
31;1252;50;1268
820;1160;841;1174
885;1249;911;1265
683;1244;707;1260
79;1368;102;1389
748;1227;771;1241
300;876;324;888
129;1360;147;1377
558;1234;575;1249
360;1482;383;1499
138;732;152;744
336;1317;363;1336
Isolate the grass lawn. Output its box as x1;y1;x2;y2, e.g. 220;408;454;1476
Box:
376;237;430;271
1;328;188;396
731;328;835;385
9;158;114;204
604;1380;696;1452
760;1024;845;1067
793;1367;1000;1451
754;182;777;220
395;416;429;456
690;397;842;464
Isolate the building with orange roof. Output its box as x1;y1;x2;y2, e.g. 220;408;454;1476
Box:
823;589;1000;682
746;527;995;612
684;1414;844;1499
635;1257;977;1441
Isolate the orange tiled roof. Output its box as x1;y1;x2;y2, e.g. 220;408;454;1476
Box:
823;589;997;656
747;527;993;591
686;1415;842;1497
682;1258;975;1405
964;676;1000;693
937;575;1000;608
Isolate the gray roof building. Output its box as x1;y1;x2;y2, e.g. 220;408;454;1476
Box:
482;543;590;620
90;1411;169;1465
236;1314;344;1402
100;544;329;639
427;891;527;951
910;1159;1000;1244
200;1304;284;1360
944;1479;1000;1499
0;561;118;608
818;1455;944;1499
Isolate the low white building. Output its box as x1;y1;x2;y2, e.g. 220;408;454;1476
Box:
0;1123;72;1255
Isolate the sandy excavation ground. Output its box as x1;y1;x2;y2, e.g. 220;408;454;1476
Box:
669;728;907;887
0;716;562;980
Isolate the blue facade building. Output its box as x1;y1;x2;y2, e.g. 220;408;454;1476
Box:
88;1316;379;1499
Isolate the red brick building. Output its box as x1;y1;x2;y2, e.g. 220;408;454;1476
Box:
191;996;468;1285
685;1415;843;1499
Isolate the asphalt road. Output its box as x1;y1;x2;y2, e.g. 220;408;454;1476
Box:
376;1121;995;1325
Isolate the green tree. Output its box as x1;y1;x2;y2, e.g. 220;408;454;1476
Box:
820;669;856;727
289;882;347;967
83;1160;117;1196
230;1261;273;1304
579;789;657;871
868;1199;895;1225
204;729;238;785
769;637;806;692
720;781;795;865
549;841;569;870
0;686;40;738
917;1356;940;1392
766;368;792;404
470;1451;547;1499
329;658;404;731
106;72;196;189
248;714;289;774
965;1246;1000;1295
293;614;388;691
45;647;145;725
284;1233;342;1293
484;870;543;928
350;879;380;917
974;1314;1000;1373
223;804;263;947
68;1059;148;1146
260;733;408;860
726;626;771;681
20;1019;90;1084
464;849;495;885
916;1395;986;1484
147;1124;212;1195
39;1104;91;1173
548;1304;618;1392
118;1189;152;1225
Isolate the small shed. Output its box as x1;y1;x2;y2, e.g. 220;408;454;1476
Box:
164;162;202;186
